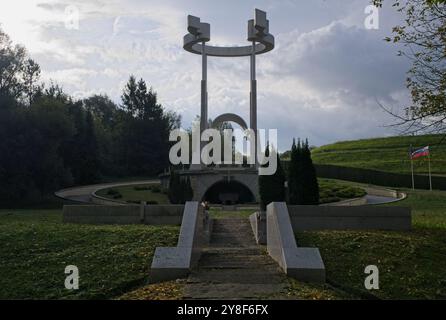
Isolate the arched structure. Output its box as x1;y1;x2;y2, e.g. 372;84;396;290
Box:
211;113;248;131
203;180;255;204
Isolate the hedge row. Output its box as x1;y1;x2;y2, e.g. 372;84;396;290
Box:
281;161;446;190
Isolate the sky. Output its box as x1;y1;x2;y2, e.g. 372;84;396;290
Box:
0;0;412;150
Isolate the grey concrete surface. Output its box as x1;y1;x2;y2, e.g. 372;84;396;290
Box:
249;211;266;245
150;202;211;283
184;218;288;299
288;205;411;231
62;204;185;225
55;180;159;204
266;202;326;283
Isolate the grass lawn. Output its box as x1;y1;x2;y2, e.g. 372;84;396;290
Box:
96;183;169;204
308;134;446;175
318;179;365;204
0;208;179;299
297;188;446;299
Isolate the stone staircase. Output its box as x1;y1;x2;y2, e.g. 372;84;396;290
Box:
183;218;288;299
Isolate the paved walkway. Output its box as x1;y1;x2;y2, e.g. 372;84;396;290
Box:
55;180;158;203
184;218;288;299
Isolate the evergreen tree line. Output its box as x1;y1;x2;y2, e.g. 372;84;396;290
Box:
288;138;319;205
0;28;180;205
167;170;193;204
259;139;319;210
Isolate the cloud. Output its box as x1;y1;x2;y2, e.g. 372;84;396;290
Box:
0;0;413;149
266;22;410;103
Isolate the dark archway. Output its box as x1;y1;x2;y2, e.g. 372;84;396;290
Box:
203;180;255;204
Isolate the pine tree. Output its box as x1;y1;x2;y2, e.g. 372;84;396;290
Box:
288;138;319;205
288;138;304;204
184;176;194;202
301;139;319;204
80;111;100;184
168;170;181;204
258;145;286;210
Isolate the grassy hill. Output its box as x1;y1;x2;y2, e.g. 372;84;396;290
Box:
310;134;446;175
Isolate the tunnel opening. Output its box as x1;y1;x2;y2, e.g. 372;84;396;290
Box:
203;180;255;204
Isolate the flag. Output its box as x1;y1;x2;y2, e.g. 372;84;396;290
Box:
410;146;430;160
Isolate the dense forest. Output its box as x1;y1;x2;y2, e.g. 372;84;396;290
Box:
0;27;180;205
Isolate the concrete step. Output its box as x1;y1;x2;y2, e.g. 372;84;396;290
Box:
183;283;287;299
209;240;255;248
187;268;285;284
203;247;265;255
199;253;277;269
212;219;251;227
210;232;255;240
212;224;252;233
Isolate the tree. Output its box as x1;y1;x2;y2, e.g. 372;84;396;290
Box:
287;138;320;205
288;139;303;204
167;170;194;204
184;176;194;202
375;0;446;135
79;111;101;184
121;75;138;116
258;145;286;210
22;58;42;105
301;139;320;205
0;27;26;102
168;170;182;204
117;76;180;176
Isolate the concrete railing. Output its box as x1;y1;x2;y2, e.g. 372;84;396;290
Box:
63;204;184;225
288;205;411;231
249;211;267;244
150;202;211;283
322;196;368;206
267;202;325;283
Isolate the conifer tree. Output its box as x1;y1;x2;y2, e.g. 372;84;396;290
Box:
301;139;319;204
287;138;319;204
258;145;286;210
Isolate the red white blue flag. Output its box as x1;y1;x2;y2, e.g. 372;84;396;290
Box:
410;146;430;160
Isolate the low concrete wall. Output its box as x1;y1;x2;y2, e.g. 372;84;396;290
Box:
267;202;325;283
144;205;184;225
288;205;411;231
150;202;211;283
364;187;399;198
90;194;126;205
63;204;184;225
249;211;266;244
322;196;367;207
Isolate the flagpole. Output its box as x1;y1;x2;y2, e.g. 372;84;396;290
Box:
428;152;432;191
410;145;415;190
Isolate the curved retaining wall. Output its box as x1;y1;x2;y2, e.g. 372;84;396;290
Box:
63;204;185;225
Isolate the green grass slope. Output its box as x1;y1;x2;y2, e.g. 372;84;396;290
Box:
311;134;446;175
0;209;179;299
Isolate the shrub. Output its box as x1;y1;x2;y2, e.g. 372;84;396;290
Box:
133;185;151;191
106;188;119;196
